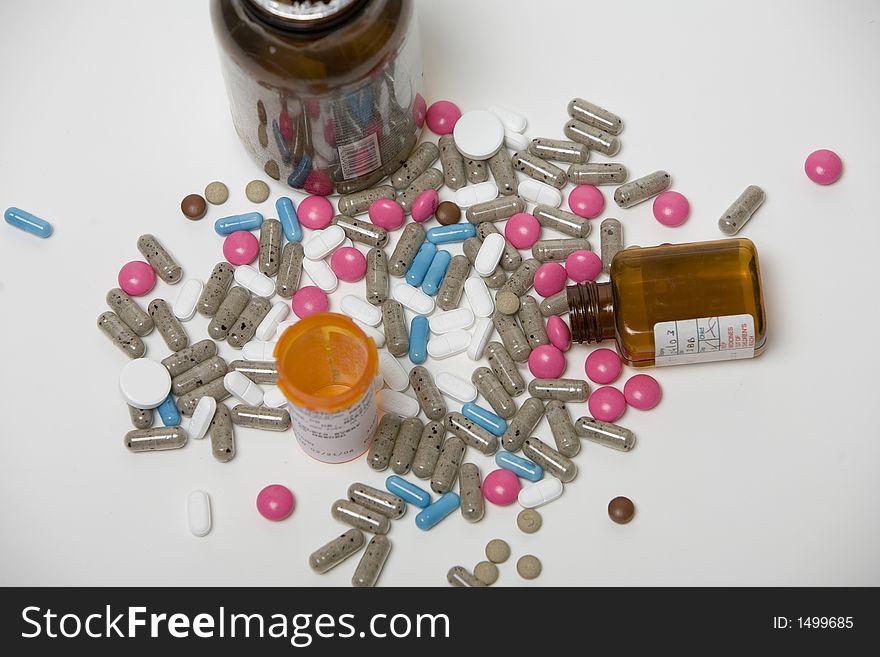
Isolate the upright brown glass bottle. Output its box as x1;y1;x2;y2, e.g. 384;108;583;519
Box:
567;238;767;367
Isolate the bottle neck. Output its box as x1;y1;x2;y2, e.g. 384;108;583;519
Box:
566;282;616;344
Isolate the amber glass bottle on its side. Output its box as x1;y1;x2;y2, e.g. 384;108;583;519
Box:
567;238;767;367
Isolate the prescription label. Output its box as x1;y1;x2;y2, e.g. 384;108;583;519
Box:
288;388;379;463
338;132;382;180
653;314;755;366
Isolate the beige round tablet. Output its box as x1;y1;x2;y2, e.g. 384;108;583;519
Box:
517;508;542;534
485;538;510;564
204;181;229;205
495;291;520;315
474;561;499;585
246;179;271;203
517;554;542;580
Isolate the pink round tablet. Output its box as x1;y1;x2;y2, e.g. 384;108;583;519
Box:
504;212;541;249
330;246;367;282
528;344;566;379
292;285;329;318
256;484;295;521
589;386;626;423
483;469;521;506
585;348;622;384
425;100;461;135
304;170;333;196
223;230;260;265
565;250;602;283
546;315;572;352
805;149;843;185
411;188;439;223
534;262;568;297
279;110;293;143
368;198;405;230
298;195;334;229
412;93;427;128
118;261;156;297
568;185;605;219
653;191;690;227
624;374;662;410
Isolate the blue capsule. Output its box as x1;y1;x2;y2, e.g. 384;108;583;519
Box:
157;394;181;427
386;475;431;508
272;118;291;164
214;212;264;236
461;402;508;436
421;250;452;297
4;207;53;238
409;315;429;364
426;223;476;244
276;196;303;242
415;492;460;530
495;450;544;482
287;154;312;188
405;242;437;287
346;86;374;126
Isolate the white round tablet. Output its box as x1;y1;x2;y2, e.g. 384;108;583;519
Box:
453;110;505;160
119;358;172;409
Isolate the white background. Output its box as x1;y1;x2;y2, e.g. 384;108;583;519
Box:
1;0;878;587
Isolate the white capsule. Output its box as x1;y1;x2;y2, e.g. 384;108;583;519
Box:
518;477;564;509
255;301;291;341
467;316;494;361
275;319;297;338
391;283;435;315
188;395;217;440
262;386;289;408
504;130;530;152
488;105;527;133
435;371;478;403
378;389;420;418
518;179;563;207
242;340;277;361
474;233;506;276
341;294;383;327
173;279;204;321
304;225;346;260
302;257;338;292
464;277;495;318
234;264;276;297
355;319;386;347
224;370;264;406
429;307;475;334
187;490;212;537
454;181;499;208
379;352;409;392
427;329;471;359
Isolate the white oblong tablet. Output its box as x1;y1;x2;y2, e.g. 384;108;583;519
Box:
355;319;386;347
467;316;495;361
302;257;338;292
173;279;204;321
341;295;383;327
518;477;564;509
464;277;495;318
188;395;217;440
391;283;435;315
263;386;289;408
435;371;478;403
187;490;212;537
518;179;563;208
474;233;506;276
454;181;499;208
379;352;409;392
504;130;530;152
429;307;475;334
255;301;290;341
242;340;277;361
488;105;527;133
275;319;297;339
304;225;346;261
453;109;505;160
378;389;420;418
427;329;471;359
224;371;264;406
119;358;172;409
234;264;276;298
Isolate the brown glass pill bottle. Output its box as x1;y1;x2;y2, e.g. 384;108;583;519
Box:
567;238;767;367
211;0;423;194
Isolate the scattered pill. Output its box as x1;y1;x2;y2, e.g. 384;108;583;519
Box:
392;282;435;315
405;241;438;286
805;148;843;185
653;190;690;227
518;179;563;207
568;97;623;135
476;222;522;271
564;118;620;156
614;170;671;209
224;370;264;407
517;508;542;534
416;492;460;530
483;468;521;506
234;263;275;297
381;299;409;357
608;496;635;524
539;290;569;317
392;142;440;191
502;397;545;452
118;261;156;297
718;185;765;236
157;393;181;426
462;402;508;437
512;150;568;189
585;348;622;384
495;451;543;482
298;195;334;230
430;308;475;334
454;180;499;208
459;463;485;522
332;498;391;534
409;367;446;421
438;134;466;190
231;404;291;431
214;211;264;236
172;279;204;322
518;477;564;509
368;198;405;230
352;534;392;588
379;389;420;418
517;555;543;580
473;561;499;585
467;316;495;361
464;277;495;318
149;296;189;351
485;539;511;564
245;179;270;203
386;475;431;509
292;286;329;318
255;301;290;341
431;436;466;494
241;339;276;362
464;157;488;184
119;358;172;409
309;529;365;574
205;181;229;205
546;316;572;352
505;212;541;249
568;185;605;219
623;374;662;410
426;100;462;134
447;565;486;587
180;194;207;220
565;250;602;283
474;233;506;276
276;196;303;242
435;200;461;225
106;288;153;337
422;249;452;296
453;109;504;160
545;399;580;457
528;344;566;379
125;426;188;452
186;490;212;537
487;149;519;195
528;137;588;164
427;329;471;359
188;396;216;440
588;386;627;423
330;246;367;282
223;230;260;265
127;404;153;430
534;262;568;297
495;291;520;315
378;352;409;392
302;257;338;292
435;371;478;403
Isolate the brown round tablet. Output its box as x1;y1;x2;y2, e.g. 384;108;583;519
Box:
180;194;207;220
435;201;461;225
608;496;635;524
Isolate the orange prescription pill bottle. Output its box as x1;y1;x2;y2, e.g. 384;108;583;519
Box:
275;313;379;463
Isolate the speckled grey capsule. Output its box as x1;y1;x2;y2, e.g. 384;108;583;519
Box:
528;138;589;164
228;295;272;349
391;142;439;190
365;248;389;306
492;311;531;363
257;218;282;276
197;262;235;317
502;397;545;452
444;412;499;455
487;148;519;195
230;404;291;431
276;242;304;299
309;529;365;574
528;378;590;402
412;421;445;479
390;416;423;475
148;299;188;351
228;360;277;384
210;402;235;462
381;299;409;357
532;238;592;263
332;215;389;248
162;339;217;377
498;258;539;297
127;405;153;430
522;436;577;482
436;255;469;311
97;311;145;358
208;286;251;341
459;463;484;523
485;341;526;396
567;163;628;186
348;483;406;519
539;290;569;317
389;223;426;276
599;217;623;273
471;367;516;419
563;119;621;157
137;234;182;284
125;426;187;452
171;355;227;396
177;377;230;416
567;98;623;135
397;168;443;213
409;367;446;421
331;499;391;535
106;288;153;337
351;534;391;588
545;400;580;458
533;205;591;238
447;566;486;587
718;185;765;236
368;413;402;471
438;134;466;190
464;157;488;184
338;185;396;216
512;151;568;189
518;296;549;349
465;195;525;224
575;416;636;451
431;436;466;494
463;237;506;288
614;170;671;208
476;222;522;271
